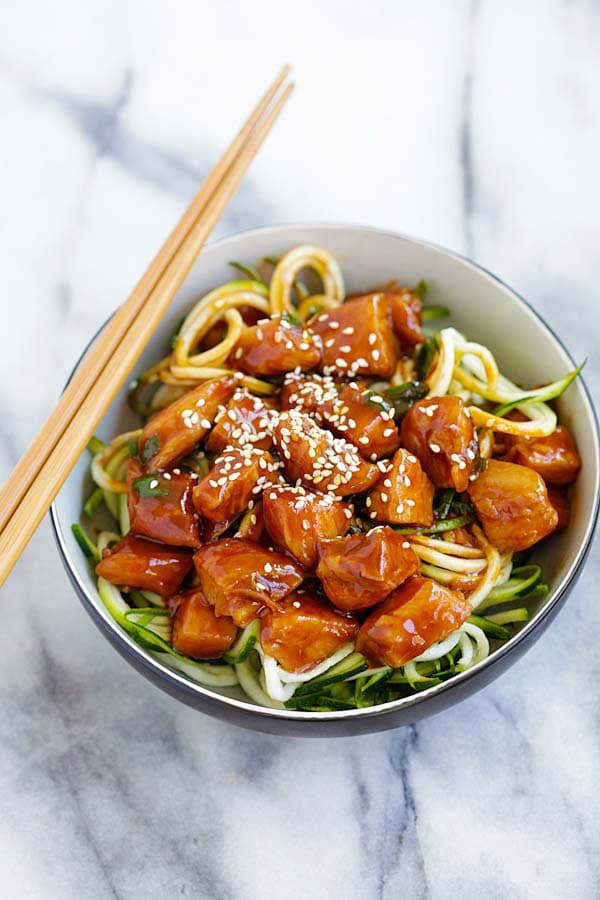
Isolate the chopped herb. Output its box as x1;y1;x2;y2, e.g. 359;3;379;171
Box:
228;260;265;284
132;475;170;498
281;308;303;328
416;335;438;381
413;279;428;301
421;305;450;322
140;434;160;464
365;381;429;422
305;303;324;319
434;489;455;520
127;438;139;459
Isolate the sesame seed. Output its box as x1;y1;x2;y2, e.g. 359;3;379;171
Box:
368;333;377;346
359;436;369;445
201;419;212;430
402;541;411;548
325;338;336;348
149;479;159;489
339;345;352;353
163;472;172;480
264;562;273;573
384;478;392;488
302;519;310;530
429;443;441;453
380;492;388;502
396;503;404;514
234;348;243;359
329;321;340;329
371;350;381;361
292;600;302;608
382;428;395;437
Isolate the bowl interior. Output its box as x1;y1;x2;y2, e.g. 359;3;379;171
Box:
53;223;599;721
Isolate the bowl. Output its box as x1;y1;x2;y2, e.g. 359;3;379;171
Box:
51;223;600;736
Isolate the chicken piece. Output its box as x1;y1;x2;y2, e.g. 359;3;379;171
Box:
139;376;236;469
504;425;581;486
321;384;401;460
310;294;396;377
171;588;238;659
366;448;435;526
260;592;359;673
192;445;279;527
127;459;200;548
96;534;193;596
316;526;419;611
467;459;558;552
280;373;340;416
193;538;304;627
262;484;352;570
230;317;321;375
205;388;276;452
357;576;471;667
386;288;424;347
547;487;570;531
272;410;380;497
400;395;477;491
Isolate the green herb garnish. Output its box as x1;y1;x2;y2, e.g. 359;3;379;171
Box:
132;474;169;498
140;434;160;464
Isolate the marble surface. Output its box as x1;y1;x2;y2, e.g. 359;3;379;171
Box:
1;1;599;897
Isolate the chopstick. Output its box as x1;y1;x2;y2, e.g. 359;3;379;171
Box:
0;64;291;537
0;69;294;588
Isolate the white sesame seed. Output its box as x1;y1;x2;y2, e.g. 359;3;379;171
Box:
163;473;172;480
339;345;352;353
383;428;395;437
292;600;302;608
234;348;243;359
380;492;388;502
371;350;381;361
201;419;212;430
329;321;340;329
368;333;377;346
358;436;369;444
429;443;441;453
149;479;159;489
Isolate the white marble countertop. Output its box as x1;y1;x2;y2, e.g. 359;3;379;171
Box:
1;2;599;897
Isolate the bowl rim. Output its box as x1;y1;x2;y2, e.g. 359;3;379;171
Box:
50;220;600;724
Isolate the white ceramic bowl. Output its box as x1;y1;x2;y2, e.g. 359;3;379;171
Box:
52;223;600;736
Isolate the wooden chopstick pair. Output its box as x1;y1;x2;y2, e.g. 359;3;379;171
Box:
0;65;294;588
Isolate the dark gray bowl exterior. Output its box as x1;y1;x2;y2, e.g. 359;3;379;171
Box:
50;223;600;737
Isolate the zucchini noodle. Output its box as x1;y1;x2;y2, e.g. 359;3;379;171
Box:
269;244;345;315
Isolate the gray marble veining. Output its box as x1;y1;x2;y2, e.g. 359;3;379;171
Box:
1;1;599;898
